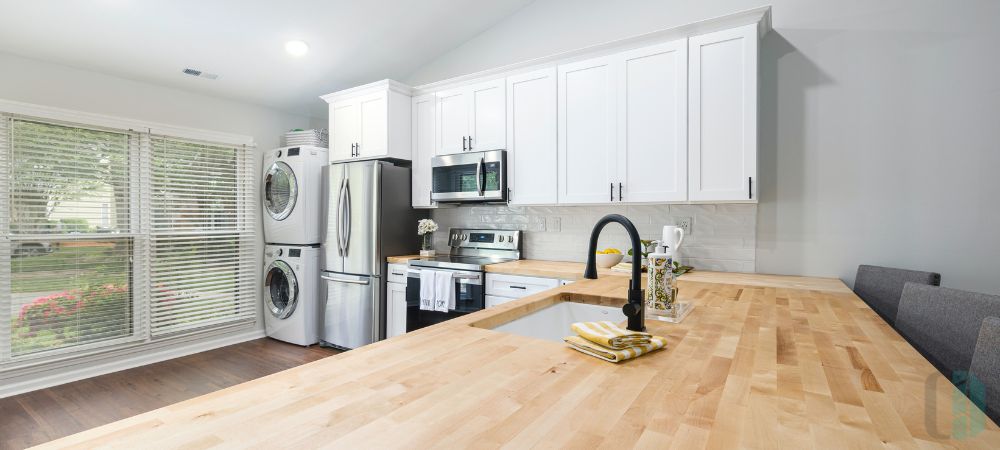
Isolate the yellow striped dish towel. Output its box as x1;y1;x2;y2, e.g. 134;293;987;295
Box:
571;321;652;349
564;335;667;363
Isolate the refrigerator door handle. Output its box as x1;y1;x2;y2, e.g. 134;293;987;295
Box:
321;274;370;285
335;178;347;257
343;177;352;256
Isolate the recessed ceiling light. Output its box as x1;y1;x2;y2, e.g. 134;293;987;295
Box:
285;40;309;57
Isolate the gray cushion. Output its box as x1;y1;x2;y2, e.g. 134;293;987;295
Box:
971;317;1000;425
896;283;1000;381
854;265;940;326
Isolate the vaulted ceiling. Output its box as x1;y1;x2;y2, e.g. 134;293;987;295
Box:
0;0;536;117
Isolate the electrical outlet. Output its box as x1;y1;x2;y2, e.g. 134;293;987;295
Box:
550;217;561;232
674;217;692;235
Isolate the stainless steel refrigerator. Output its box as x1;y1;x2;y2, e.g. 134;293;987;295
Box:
321;160;425;350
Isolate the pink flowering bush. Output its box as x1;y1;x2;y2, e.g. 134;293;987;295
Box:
13;283;130;350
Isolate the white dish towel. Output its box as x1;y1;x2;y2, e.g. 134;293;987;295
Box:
419;270;436;311
433;271;455;313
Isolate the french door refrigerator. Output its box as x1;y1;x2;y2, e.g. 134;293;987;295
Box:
322;160;425;349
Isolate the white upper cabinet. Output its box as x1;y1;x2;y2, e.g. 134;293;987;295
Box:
557;55;618;204
322;80;412;163
468;79;506;151
617;40;688;203
411;94;437;208
330;99;359;161
688;24;758;202
435;77;506;155
358;92;388;157
436;88;468;155
507;68;557;205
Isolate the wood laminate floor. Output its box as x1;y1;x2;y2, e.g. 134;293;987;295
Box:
0;338;338;450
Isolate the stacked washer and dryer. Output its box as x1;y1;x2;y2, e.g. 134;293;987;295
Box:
261;146;327;346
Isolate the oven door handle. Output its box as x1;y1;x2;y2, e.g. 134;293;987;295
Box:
406;269;481;281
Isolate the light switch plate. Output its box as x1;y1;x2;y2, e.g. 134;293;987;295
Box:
674;217;692;235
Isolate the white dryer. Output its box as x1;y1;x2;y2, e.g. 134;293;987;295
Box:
263;145;327;245
263;244;323;346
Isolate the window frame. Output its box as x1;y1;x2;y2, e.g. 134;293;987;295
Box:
0;99;256;369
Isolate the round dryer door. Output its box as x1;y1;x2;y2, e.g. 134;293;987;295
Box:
264;260;298;319
263;161;298;221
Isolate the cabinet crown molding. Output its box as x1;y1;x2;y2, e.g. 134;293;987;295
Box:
320;79;413;103
410;5;771;96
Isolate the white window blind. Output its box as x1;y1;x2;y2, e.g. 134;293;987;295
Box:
149;137;257;336
3;119;139;358
0;112;257;365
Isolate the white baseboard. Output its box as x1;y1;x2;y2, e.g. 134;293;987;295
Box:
0;327;266;399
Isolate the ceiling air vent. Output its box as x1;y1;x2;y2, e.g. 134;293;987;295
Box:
182;68;219;80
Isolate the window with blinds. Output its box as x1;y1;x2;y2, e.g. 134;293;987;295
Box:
0;114;256;364
5;120;137;358
150;138;256;336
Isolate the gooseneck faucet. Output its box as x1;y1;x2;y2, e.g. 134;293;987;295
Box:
584;214;645;332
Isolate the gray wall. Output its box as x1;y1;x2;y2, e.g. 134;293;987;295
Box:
406;0;1000;294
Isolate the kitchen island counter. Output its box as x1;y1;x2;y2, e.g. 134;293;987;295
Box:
38;273;999;449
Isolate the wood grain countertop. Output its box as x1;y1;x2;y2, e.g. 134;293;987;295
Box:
389;255;852;292
39;274;1000;449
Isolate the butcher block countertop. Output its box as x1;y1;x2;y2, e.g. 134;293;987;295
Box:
388;255;852;293
40;273;999;448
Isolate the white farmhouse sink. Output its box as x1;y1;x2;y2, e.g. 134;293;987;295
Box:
490;301;626;343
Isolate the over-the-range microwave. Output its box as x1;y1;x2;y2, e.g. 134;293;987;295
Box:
431;149;507;203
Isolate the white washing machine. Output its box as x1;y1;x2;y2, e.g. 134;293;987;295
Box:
263;244;323;346
262;145;327;245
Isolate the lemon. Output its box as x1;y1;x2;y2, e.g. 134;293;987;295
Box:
603;248;621;255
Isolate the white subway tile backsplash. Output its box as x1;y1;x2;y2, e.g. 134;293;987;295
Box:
429;203;757;273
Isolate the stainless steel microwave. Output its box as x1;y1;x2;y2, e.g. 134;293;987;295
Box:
431;150;507;203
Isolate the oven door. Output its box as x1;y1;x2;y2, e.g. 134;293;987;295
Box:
431;150;506;203
405;268;485;332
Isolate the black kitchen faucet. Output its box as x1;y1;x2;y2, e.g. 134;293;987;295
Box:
583;214;645;332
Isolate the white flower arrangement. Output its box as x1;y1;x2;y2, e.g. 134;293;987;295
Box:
417;219;439;255
417;219;438;236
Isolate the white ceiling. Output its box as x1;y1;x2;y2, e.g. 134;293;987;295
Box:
0;0;536;118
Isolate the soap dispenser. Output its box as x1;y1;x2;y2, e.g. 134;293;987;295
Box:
646;241;677;313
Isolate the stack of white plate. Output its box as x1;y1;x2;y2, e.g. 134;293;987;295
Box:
283;129;328;148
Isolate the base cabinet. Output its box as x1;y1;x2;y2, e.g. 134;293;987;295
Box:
386;281;407;339
485;274;561;308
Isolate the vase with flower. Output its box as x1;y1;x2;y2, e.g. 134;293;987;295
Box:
417;219;438;256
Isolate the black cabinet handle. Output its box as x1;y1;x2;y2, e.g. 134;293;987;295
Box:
748;177;753;199
510;286;527;290
463;136;467;151
610;182;613;201
619;182;623;201
468;136;473;150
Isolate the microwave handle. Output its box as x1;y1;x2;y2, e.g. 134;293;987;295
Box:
476;157;484;196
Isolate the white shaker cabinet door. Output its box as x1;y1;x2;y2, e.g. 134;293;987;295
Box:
558;55;618;204
436;88;469;155
507;68;557;205
688;24;758;202
357;92;388;158
618;39;688;203
330;98;359;162
411;94;437;208
387;282;408;339
468;78;506;152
